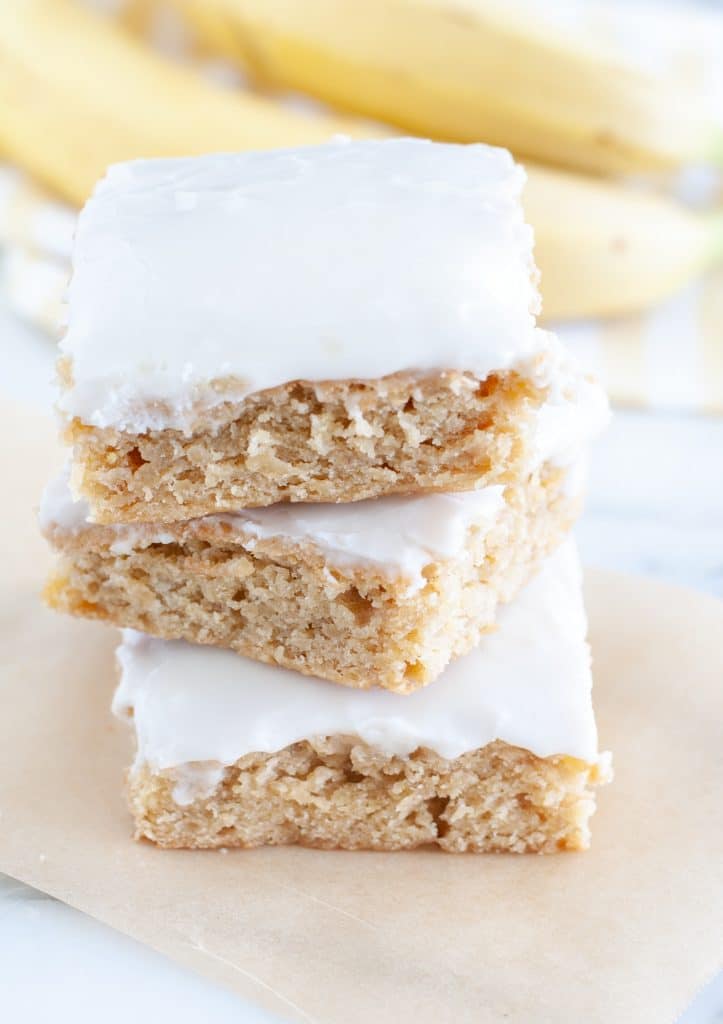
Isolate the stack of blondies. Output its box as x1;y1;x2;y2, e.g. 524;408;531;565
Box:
41;138;611;853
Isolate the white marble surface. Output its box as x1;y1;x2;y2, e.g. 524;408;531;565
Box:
1;307;722;1021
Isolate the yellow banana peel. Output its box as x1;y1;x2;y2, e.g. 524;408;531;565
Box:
0;0;382;206
525;166;723;321
165;0;723;177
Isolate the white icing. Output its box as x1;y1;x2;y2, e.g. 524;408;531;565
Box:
113;542;601;780
59;138;555;432
171;764;226;807
40;466;506;585
108;529;177;556
38;465;89;535
217;487;506;583
534;373;610;467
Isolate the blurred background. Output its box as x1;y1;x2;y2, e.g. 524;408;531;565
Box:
0;2;722;1021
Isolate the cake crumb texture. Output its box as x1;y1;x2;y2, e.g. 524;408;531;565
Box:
65;370;543;522
128;739;609;853
44;468;576;691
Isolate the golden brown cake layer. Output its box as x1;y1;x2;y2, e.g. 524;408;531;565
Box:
63;369;545;523
128;738;609;853
44;466;577;692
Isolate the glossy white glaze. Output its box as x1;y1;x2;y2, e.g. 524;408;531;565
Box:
113;542;601;773
60;138;555;431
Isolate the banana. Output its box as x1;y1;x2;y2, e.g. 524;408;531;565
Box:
167;0;723;177
80;0;159;35
524;166;723;321
0;0;382;206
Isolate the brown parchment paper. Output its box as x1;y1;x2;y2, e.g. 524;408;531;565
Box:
1;396;722;1024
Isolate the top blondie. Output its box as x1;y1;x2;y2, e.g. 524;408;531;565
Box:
59;137;598;522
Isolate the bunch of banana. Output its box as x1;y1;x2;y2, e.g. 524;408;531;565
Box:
0;0;380;206
167;0;723;178
1;0;720;322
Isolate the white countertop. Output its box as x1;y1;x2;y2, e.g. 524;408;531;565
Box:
1;307;722;1021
